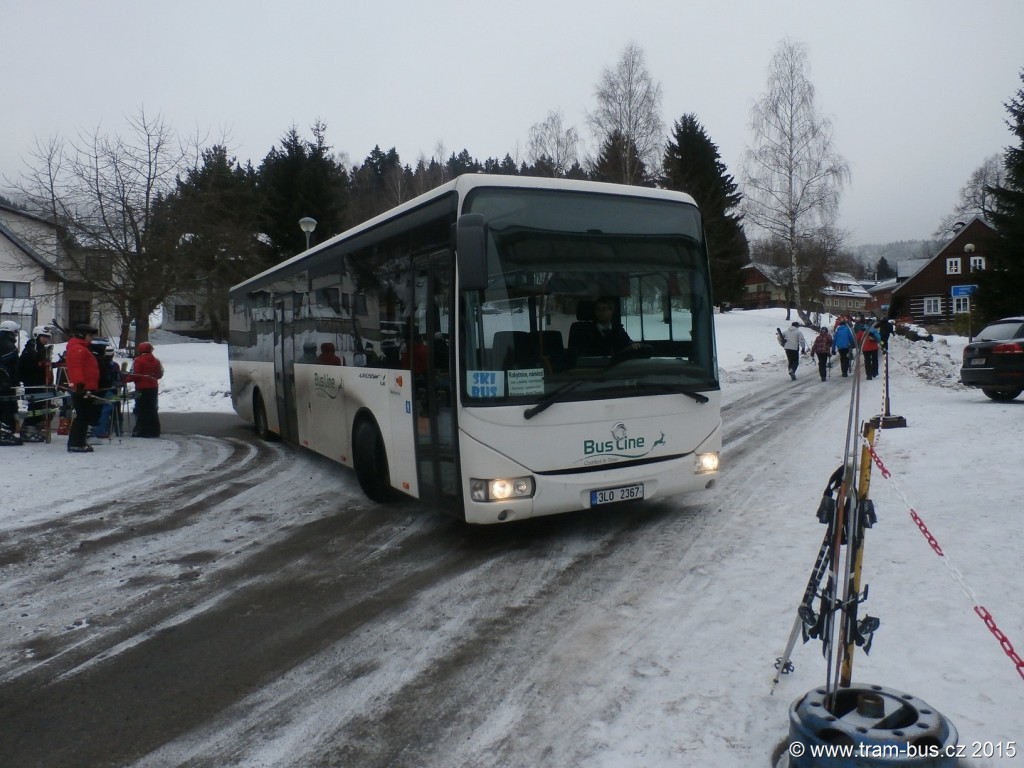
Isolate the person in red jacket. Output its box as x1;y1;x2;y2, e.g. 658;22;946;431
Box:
127;341;163;437
855;317;882;381
65;324;101;453
316;342;343;366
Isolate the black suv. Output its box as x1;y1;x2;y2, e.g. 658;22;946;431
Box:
960;316;1024;401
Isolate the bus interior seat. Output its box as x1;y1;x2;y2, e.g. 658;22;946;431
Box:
568;300;597;356
491;330;540;369
537;330;567;372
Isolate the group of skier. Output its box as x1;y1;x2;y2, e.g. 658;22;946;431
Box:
0;320;163;452
779;314;888;382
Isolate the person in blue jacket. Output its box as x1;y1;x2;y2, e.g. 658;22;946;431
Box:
832;318;856;377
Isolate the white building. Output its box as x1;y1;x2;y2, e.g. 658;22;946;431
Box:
0;203;65;335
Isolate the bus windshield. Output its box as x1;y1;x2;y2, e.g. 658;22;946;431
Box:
461;187;718;408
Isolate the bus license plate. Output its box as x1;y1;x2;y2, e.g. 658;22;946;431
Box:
591;483;644;506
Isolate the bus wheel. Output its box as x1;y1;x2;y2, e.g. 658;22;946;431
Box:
253;392;275;440
353;420;394;502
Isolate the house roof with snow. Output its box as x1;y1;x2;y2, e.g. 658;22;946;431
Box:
868;277;899;294
821;272;870;298
741;261;809;286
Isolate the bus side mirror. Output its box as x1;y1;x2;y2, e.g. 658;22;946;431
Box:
457;213;488;291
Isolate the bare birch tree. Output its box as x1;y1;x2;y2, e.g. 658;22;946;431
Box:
13;107;197;344
935;153;1004;238
742;39;850;314
527;110;580;177
587;42;664;184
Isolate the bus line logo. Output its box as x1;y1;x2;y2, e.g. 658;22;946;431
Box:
313;372;340;400
581;423;666;461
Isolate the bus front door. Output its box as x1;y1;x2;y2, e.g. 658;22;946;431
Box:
273;296;298;442
412;251;460;509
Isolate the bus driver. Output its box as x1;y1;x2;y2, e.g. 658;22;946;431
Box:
570;296;641;357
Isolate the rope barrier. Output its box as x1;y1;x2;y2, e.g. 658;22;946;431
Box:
863;438;1024;683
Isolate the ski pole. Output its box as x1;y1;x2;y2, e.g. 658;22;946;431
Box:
56;384;122;404
772;525;834;693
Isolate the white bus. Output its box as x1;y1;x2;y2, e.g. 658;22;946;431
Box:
228;175;720;524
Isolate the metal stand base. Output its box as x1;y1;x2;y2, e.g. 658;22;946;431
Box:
785;684;958;766
872;417;905;430
869;414;908;430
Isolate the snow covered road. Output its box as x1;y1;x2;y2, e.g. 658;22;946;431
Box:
1;322;1019;767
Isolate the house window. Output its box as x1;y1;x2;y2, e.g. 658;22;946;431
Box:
84;252;113;281
69;300;91;326
174;304;197;322
923;296;942;315
970;256;985;272
945;258;961;275
354;293;368;315
0;281;31;299
953;296;971;314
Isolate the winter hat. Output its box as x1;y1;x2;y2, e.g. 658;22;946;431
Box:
73;323;99;337
137;341;154;353
791;322;800;327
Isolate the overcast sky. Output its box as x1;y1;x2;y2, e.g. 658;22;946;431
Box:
3;0;1022;246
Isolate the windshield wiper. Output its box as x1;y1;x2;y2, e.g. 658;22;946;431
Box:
523;380;585;420
631;381;710;403
524;378;709;420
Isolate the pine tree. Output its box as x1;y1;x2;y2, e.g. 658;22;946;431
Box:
158;146;266;341
258;123;349;259
445;149;481;178
590;131;648;185
661;114;748;306
875;256;896;280
349;145;405;224
977;69;1024;323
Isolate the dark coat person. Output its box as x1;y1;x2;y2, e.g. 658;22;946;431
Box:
0;321;22;444
18;326;54;440
569;297;638;357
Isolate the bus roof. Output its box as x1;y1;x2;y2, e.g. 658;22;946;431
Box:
231;175;699;294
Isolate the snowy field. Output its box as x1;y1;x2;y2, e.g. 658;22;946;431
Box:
1;309;1020;766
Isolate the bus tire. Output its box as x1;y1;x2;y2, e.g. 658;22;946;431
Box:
353;420;395;502
253;392;275;440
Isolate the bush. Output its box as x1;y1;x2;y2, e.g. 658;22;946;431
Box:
950;314;974;336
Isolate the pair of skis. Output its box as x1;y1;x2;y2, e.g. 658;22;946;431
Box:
771;321;882;702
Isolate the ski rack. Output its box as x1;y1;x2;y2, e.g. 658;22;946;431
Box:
771;321;883;705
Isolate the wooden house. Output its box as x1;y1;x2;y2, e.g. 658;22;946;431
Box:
888;217;996;324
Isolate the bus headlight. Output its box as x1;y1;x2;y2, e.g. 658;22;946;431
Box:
470;476;535;502
695;451;719;474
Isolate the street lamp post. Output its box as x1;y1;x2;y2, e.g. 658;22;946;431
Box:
299;217;317;251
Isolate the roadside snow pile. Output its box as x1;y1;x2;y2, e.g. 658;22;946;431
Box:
887;334;967;390
719;357;780;385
